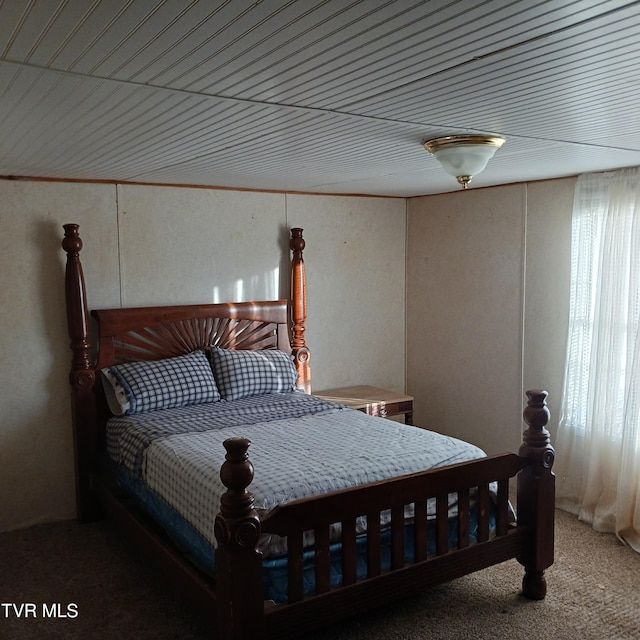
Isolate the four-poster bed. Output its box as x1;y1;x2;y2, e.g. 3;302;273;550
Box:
62;223;555;639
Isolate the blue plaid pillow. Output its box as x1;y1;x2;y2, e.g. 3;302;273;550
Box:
209;347;298;401
103;350;221;415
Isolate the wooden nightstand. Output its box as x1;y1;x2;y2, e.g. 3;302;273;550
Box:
313;385;414;425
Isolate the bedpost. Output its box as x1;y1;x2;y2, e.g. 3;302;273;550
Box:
290;228;311;392
62;223;98;522
516;389;555;600
215;438;264;640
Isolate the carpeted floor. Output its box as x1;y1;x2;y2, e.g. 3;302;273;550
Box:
1;509;639;639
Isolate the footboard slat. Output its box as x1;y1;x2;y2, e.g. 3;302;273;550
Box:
366;513;382;577
287;532;304;603
477;484;491;542
413;499;427;562
457;489;470;549
496;478;511;536
390;505;405;569
314;527;331;594
436;494;449;555
341;519;357;585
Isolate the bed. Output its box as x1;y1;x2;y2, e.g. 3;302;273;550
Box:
62;223;555;639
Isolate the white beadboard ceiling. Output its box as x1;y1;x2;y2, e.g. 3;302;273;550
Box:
1;0;639;196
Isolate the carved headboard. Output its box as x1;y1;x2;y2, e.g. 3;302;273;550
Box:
93;301;292;369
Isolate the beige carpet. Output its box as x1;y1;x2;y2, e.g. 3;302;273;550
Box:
2;509;639;639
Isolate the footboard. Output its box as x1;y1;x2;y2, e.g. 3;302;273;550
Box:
215;390;555;640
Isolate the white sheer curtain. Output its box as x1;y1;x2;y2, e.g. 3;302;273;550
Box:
555;167;640;551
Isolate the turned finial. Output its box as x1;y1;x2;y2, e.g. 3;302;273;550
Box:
62;223;83;255
523;389;550;431
290;227;305;255
215;438;260;549
219;437;254;495
520;389;554;469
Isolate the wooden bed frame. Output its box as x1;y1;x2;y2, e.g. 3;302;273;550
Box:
62;223;555;640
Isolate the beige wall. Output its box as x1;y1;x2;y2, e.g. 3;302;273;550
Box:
0;174;574;532
0;180;405;532
0;181;120;533
522;179;574;431
406;178;574;454
116;185;288;306
287;194;406;392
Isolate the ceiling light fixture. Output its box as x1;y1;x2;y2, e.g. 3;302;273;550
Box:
424;134;506;189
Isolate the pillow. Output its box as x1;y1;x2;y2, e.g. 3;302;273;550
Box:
209;347;298;401
102;350;221;415
101;368;131;416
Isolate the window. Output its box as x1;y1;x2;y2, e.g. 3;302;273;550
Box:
556;168;640;551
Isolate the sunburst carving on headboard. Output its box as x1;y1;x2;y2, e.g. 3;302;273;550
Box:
112;316;280;363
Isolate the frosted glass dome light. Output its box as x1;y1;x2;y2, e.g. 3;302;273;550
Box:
424;135;506;188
